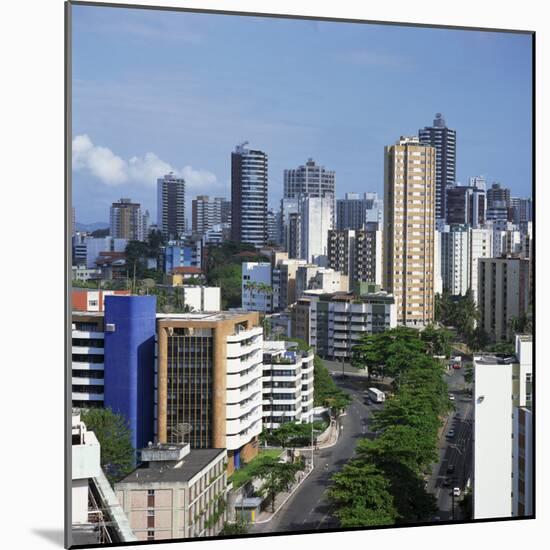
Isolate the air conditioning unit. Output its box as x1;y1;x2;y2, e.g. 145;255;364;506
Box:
105;323;116;332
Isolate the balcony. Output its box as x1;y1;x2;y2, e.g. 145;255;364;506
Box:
72;392;104;401
71;377;104;386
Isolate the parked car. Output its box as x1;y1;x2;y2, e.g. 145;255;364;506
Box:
443;478;452;487
447;429;455;438
449;394;456;401
453;487;461;497
452;363;461;370
447;464;455;474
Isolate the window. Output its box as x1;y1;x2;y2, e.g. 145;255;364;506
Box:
147;530;154;541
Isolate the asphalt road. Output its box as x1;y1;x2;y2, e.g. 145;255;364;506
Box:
251;372;378;534
428;364;474;520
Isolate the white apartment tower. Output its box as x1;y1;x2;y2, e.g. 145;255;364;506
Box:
300;196;334;265
473;335;533;519
441;225;471;296
231;142;268;247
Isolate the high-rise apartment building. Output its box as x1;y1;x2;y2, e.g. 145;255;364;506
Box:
383;136;436;327
231;142;268;246
419;113;456;220
478;257;531;341
110;198;149;241
300;196;334;265
336;192;383;230
328;228;383;286
445;184;486;227
291;290;396;360
284;158;335;199
509;197;533;224
156;312;263;473
469;228;493;304
192;195;215;234
440;225;471;296
267;209;278;244
157;173;186;240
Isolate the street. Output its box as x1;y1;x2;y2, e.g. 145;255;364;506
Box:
251;366;376;533
427;359;474;521
252;356;474;533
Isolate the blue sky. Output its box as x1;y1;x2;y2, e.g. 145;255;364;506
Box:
72;5;533;224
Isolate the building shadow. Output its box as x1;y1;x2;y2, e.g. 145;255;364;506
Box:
32;528;65;546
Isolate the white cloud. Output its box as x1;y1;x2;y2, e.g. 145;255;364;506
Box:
72;134;219;191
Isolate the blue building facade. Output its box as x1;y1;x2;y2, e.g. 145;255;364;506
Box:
164;242;202;273
103;295;157;451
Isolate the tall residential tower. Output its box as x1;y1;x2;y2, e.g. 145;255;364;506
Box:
419;113;456;221
157;173;186;240
231;142;268;247
383;136;436;327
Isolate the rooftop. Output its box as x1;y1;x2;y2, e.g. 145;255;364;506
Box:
171;266;204;274
157;311;258;323
116;448;225;485
474;354;517;365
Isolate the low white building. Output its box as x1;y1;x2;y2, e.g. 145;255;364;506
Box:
180;286;221;312
262;341;315;429
473;334;533;520
295;265;347;300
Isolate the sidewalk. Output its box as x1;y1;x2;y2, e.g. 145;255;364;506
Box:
293;418;340;452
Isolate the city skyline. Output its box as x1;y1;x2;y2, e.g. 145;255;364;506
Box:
72;5;532;224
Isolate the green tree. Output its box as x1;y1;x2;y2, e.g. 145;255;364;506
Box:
352;327;426;381
420;324;452;357
220;518;250;536
80;408;134;484
463;364;474;385
254;457;301;512
328;462;398;527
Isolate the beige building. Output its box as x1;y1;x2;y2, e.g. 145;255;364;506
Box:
383;136;436;327
477;257;531;341
110;198;148;241
156;312;263;474
116;444;228;541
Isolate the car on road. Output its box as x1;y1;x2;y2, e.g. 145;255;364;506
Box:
446;429;455;438
453;487;461;497
448;393;455;401
447;464;455;474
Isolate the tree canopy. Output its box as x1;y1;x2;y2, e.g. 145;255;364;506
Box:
80;408;135;485
330;328;448;527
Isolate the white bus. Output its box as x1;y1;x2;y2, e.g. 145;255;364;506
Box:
367;387;385;403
